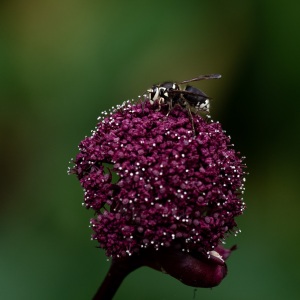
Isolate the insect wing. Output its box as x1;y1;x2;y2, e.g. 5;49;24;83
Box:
168;89;210;99
179;74;221;84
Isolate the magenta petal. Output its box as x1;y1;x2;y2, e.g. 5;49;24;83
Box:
215;244;237;260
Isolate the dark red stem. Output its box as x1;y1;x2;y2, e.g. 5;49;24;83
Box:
92;245;231;299
92;256;142;300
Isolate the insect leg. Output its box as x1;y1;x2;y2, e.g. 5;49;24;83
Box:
166;99;174;117
141;94;147;113
186;105;196;135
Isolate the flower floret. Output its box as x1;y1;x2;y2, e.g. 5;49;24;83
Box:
71;101;246;258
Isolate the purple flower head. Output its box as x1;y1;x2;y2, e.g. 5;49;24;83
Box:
70;99;246;289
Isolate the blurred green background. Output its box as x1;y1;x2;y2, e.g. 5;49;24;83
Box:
1;0;299;299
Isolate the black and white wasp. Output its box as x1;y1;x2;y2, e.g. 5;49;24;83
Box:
145;74;221;134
